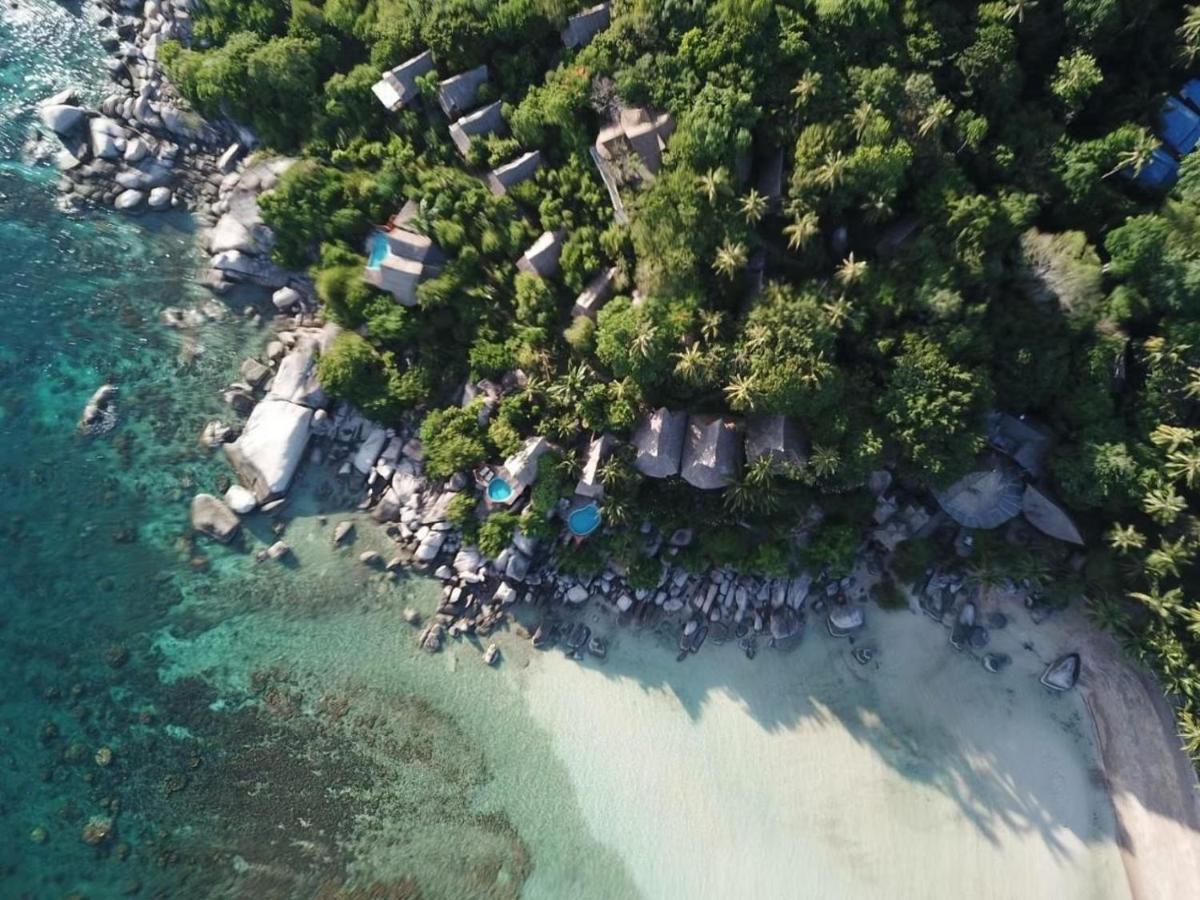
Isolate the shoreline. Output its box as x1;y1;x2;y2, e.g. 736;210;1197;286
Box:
27;2;1200;895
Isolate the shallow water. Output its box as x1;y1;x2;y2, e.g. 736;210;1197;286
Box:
0;3;1133;898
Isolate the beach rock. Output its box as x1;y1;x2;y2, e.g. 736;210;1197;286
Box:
826;605;864;637
239;357;271;388
148;186;172;209
272;286;301;310
565;585;589;605
208;214;257;255
268;334;334;408
266;540;291;561
414;530;446;563
190;493;240;543
39;103;85;136
1040;653;1081;691
359;550;382;567
123;138;147;162
494;582;517;605
114;189;144;211
224;484;257;515
504;549;531;582
89;117;125;159
200;419;235;448
418;622;445;653
210;249;292;290
483;643;500;665
217;143;243;173
333;521;354;545
983;653;1011;674
224;399;313;501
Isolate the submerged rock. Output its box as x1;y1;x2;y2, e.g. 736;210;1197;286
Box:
332;521;355;545
983;653;1011;673
189;493;240;543
79;384;117;435
826;605;864;637
483;643;500;666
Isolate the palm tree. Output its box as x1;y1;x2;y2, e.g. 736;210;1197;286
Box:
696;167;728;204
1180;5;1200;65
783;211;821;251
630;320;657;359
1107;523;1147;555
724;456;782;516
822;296;853;329
1143;484;1187;526
810;444;840;478
1003;0;1038;24
1086;594;1130;635
1183;366;1200;401
1177;708;1200;759
1145;536;1192;581
699;309;724;344
816;152;848;191
740;188;769;225
917;96;954;139
673;342;705;383
1151;424;1197;453
848;101;875;142
743;322;771;353
1103;130;1160;179
1168;447;1200;488
1129;586;1184;621
791;70;822;107
835;253;868;288
724;373;759;411
860;194;894;225
713;240;748;278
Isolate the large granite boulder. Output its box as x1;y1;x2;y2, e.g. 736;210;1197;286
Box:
268;338;330;408
224;399;313;500
39;104;86;137
190;493;240;543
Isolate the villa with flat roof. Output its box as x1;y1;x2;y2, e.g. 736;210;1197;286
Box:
363;221;442;307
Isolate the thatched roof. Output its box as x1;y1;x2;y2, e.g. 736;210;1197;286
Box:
933;466;1024;529
449;100;505;155
487;150;542;196
1022;485;1084;545
987;411;1053;477
516;230;563;278
372;51;434;111
561;3;611;49
504;436;551;489
633;408;686;478
437;65;489;118
745;415;806;471
571;267;618;318
681;415;743;490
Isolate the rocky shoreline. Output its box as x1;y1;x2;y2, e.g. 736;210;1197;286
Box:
46;0;1079;684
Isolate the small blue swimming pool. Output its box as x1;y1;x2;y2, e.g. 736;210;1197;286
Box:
567;502;602;537
487;477;514;503
367;231;389;269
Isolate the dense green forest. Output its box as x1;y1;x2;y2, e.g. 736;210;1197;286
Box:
163;0;1200;762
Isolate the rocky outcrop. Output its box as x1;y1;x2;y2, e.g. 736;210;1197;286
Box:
224;400;314;501
190;493;240;543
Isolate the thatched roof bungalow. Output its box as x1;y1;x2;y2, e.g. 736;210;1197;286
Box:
561;3;611;49
487;149;542;195
571;266;618;318
516;230;563;278
682;415;743;490
372;51;434;112
633;408;686;479
437;65;489;118
745;415;806;471
449;100;505;156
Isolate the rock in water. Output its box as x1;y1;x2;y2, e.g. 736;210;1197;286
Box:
826;605;865;637
224;484;257;515
190;494;240;544
79;384;118;435
483;643;500;665
266;541;291;561
333;521;354;545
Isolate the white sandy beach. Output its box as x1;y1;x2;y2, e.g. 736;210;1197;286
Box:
512;605;1138;900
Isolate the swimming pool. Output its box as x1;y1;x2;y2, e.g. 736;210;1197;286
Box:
487;477;514;503
567;502;602;537
367;231;389;269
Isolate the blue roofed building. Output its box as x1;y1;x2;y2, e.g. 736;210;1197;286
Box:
1159;96;1200;156
1132;146;1180;190
1180;79;1200;112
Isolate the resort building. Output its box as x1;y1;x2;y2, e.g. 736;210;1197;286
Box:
986;411;1053;478
362;218;442;307
934;466;1024;530
371;51;434;112
595;106;676;176
516;230;563;278
1159;95;1200;157
571;266;618;318
487;149;542;195
681;415;743;490
488;436;551;506
1022;485;1085;546
561;3;611;49
745;415;806;472
1131;81;1200;190
437;65;489;119
633;408;687;478
576;433;618;499
449;100;505;156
